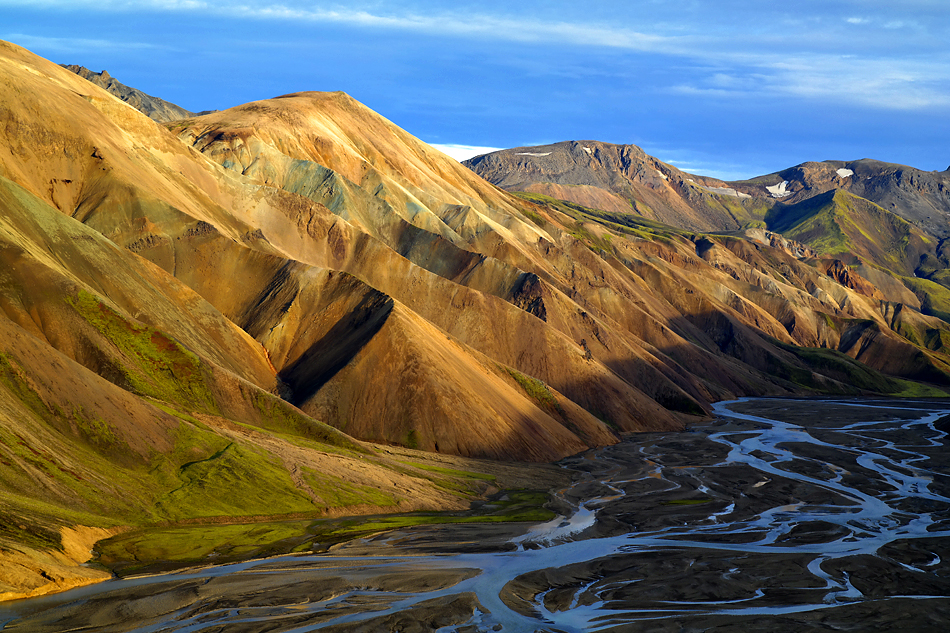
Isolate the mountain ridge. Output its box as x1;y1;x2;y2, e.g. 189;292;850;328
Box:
61;65;208;123
466;141;950;239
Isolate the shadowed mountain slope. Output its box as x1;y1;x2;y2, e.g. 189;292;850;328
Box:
745;159;950;239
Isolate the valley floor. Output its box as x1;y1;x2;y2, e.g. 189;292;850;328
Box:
3;398;949;632
0;444;570;603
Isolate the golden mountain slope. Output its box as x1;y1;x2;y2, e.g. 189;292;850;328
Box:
170;95;950;404
0;41;588;596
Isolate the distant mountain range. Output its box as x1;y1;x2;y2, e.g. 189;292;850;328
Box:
467;141;950;321
2;40;950;597
466;140;950;237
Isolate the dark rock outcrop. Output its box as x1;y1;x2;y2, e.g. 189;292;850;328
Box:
62;65;199;122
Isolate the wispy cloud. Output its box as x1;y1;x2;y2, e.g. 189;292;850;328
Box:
0;2;684;53
428;143;503;162
669;52;950;111
3;32;169;53
5;1;949;113
1;0;210;7
227;6;686;54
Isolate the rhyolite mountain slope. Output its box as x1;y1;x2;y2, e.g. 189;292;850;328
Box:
0;41;564;599
62;65;201;122
465;140;774;232
467;142;950;326
466;142;950;238
3;40;950;597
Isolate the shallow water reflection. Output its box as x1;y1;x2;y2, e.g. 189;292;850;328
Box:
3;398;950;632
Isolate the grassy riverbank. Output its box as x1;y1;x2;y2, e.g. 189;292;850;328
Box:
95;489;556;577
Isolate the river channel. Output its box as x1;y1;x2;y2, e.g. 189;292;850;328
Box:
2;398;949;631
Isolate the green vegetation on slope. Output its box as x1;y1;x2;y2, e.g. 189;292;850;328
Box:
95;489;556;577
302;467;397;509
154;441;317;520
2;334;543;581
901;276;950;324
696;188;773;230
512;191;691;246
766;190;930;275
0;340;467;574
768;339;947;396
768;340;899;394
243;387;365;453
766;191;854;257
500;365;563;414
67;289;218;414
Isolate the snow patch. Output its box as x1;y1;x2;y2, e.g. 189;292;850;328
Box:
767;181;791;198
516;152;552;157
429;144;504;162
690;179;751;199
655;170;668;181
703;185;751;199
583;147;592;155
837;168;854;178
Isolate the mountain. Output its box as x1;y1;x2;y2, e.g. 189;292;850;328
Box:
465;142;950;241
746;159;950;239
465;140;774;232
0;41;577;598
62;65;203;122
2;40;950;597
466;142;950;326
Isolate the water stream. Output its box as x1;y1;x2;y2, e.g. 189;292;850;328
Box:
3;398;949;631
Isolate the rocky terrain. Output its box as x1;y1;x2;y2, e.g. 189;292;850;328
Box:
468;142;950;339
466;142;950;239
2;40;950;599
61;65;202;123
465;140;775;232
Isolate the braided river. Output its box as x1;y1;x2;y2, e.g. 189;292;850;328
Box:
3;398;949;631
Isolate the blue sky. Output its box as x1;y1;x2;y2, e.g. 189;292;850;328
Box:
3;1;949;179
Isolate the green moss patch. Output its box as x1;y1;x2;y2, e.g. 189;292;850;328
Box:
67;289;217;413
500;365;562;414
885;379;950;398
245;387;363;452
154;441;317;521
95;521;314;576
95;488;556;577
769;339;948;396
397;462;496;482
0;352;51;420
512;191;691;246
0;513;62;551
770;341;900;394
302;468;397;509
767;191;929;276
901;276;950;324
